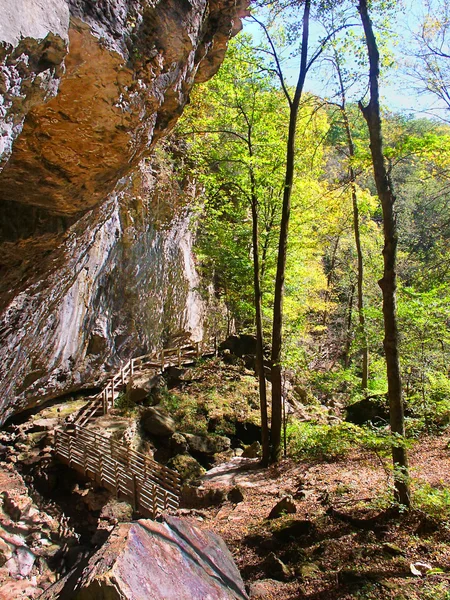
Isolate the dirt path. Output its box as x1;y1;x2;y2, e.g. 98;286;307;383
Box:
194;436;450;599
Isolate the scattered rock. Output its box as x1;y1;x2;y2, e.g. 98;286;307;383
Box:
267;496;297;520
272;519;315;541
299;562;321;580
141;407;176;437
248;579;287;599
383;542;405;556
42;517;249;599
168;455;206;483
227;486;245;504
180;485;227;509
170;433;189;456
262;552;292;581
242;441;261;459
184;433;231;456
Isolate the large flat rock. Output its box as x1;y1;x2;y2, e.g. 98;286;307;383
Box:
43;516;248;599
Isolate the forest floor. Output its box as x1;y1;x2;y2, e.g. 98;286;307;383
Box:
196;436;450;600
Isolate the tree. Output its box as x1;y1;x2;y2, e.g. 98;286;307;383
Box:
327;43;369;390
177;38;291;464
358;0;411;507
409;0;450;121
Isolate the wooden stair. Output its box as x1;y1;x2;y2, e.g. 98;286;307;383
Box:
54;425;181;518
70;338;216;428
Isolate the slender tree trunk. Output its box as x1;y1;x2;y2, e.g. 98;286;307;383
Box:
322;236;340;328
344;116;369;389
335;54;369;390
358;0;410;507
250;181;270;466
343;284;355;369
270;0;311;463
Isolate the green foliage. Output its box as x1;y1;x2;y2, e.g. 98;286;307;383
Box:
287;420;392;461
414;482;450;521
115;392;136;415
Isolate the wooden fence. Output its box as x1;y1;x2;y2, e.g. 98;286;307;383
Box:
54;425;181;518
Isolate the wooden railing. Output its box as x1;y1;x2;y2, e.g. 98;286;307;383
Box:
54;426;181;518
101;340;214;414
72;338;217;427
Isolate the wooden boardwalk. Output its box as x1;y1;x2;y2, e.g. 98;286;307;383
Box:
54;425;181;518
55;338;217;518
73;339;216;427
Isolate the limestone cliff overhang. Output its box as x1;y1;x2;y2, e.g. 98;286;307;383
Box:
0;0;250;221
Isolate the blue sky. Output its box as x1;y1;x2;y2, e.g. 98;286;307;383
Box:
241;0;448;121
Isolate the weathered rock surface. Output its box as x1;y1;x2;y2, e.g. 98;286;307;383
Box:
42;516;249;599
267;496;297;520
184;432;231;456
141;405;176;437
0;0;249;423
169;454;206;482
126;372;165;404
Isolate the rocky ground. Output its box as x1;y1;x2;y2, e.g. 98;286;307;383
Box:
0;355;449;599
193;439;450;599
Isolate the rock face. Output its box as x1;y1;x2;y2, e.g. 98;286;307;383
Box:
0;0;248;423
42;516;249;599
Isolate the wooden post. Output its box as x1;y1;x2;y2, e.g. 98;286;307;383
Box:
130;359;134;376
114;461;120;496
99;455;104;486
110;381;115;412
178;347;181;367
152;485;158;518
131;474;139;511
196;341;200;358
103;389;107;414
214;336;218;356
68;436;73;467
161;349;165;371
83;446;88;475
121;367;125;386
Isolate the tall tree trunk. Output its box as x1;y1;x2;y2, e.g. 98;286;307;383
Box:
343;284;355;370
358;0;410;507
334;51;369;390
270;0;311;462
250;179;270;466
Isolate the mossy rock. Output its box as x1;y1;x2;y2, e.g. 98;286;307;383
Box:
168;454;206;483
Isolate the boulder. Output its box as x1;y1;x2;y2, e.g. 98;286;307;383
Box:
168;455;206;483
126;374;166;405
170;432;189;456
184;433;231;456
180;485;228;509
267;496;297;520
272;519;315;541
141;407;176;437
41;517;248;599
248;579;287;599
262;553;292;582
346;396;389;425
242;441;261;459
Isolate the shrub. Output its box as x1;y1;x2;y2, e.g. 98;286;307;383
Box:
414;482;450;521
